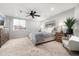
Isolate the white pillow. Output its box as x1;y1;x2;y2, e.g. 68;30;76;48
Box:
42;27;55;33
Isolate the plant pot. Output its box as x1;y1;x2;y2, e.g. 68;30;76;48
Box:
66;29;73;35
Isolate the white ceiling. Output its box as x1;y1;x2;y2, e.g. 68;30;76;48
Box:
0;3;78;20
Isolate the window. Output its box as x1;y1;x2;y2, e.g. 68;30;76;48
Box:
13;19;26;31
0;15;4;25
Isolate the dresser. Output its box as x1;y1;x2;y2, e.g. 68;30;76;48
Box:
0;27;9;47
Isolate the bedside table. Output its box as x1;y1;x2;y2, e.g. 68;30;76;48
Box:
55;31;63;43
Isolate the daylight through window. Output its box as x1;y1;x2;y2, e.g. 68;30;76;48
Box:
13;19;26;31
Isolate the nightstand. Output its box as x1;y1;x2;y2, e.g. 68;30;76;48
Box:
55;31;63;43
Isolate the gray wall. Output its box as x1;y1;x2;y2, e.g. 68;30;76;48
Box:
74;4;79;37
45;8;75;32
4;16;41;39
46;4;79;37
4;8;75;39
4;4;79;39
50;8;75;26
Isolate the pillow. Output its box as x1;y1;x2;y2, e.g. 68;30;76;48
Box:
42;27;55;33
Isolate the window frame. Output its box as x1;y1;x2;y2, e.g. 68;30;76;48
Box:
13;18;26;31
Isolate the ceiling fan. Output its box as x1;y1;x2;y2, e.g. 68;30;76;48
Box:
20;10;40;19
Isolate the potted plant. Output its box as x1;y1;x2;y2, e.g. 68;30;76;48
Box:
64;17;76;35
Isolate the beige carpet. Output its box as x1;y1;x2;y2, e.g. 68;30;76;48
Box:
0;37;69;56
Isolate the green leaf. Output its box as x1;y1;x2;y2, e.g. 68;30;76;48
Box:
64;17;76;29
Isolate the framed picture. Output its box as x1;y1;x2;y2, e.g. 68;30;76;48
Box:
45;21;55;27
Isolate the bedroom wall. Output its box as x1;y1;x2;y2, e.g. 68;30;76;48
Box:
4;16;41;39
4;5;78;39
40;4;79;37
46;8;75;32
74;4;79;37
51;8;75;26
75;4;79;18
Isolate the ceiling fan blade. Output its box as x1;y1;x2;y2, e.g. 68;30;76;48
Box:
32;15;35;18
34;15;40;17
31;11;33;13
34;11;37;14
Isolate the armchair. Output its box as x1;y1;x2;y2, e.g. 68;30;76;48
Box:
63;36;79;51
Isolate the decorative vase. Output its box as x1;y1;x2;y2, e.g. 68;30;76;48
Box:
66;28;73;35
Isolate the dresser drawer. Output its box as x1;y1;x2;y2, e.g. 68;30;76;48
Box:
0;28;9;47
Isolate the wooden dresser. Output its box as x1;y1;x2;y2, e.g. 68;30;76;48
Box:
0;27;9;47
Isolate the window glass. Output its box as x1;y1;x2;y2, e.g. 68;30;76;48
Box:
13;19;26;31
